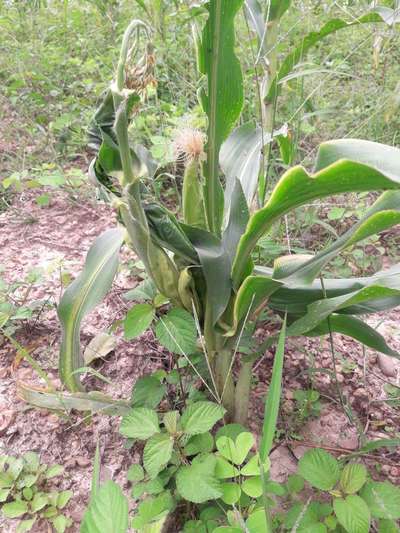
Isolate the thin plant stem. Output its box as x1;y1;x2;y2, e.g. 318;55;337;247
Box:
319;276;353;425
158;315;220;403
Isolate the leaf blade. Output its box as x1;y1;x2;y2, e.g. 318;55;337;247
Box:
58;229;124;391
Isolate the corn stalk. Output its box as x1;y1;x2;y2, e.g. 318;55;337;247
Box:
55;1;400;425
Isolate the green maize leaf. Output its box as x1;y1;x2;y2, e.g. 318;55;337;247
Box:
178;268;203;316
260;317;286;462
304;314;399;358
266;10;398;104
178;268;201;315
88;89;118;152
224;275;282;337
255;264;400;316
222;179;249;265
182;159;207;229
288;279;400;339
81;481;129;533
199;0;244;234
17;383;130;415
232;141;400;286
88;90;144;194
221;122;263;208
58;228;124;392
267;0;291;21
221;122;288;209
273;190;400;284
315;139;400;179
121;202;181;305
144;202;198;262
373;6;400;25
183;225;232;325
244;0;265;50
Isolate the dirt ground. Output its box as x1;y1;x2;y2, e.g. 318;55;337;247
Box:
0;189;399;532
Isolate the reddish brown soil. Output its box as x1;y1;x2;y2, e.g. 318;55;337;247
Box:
0;189;399;532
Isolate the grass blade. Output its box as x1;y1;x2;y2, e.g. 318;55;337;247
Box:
260;316;287;462
91;441;101;500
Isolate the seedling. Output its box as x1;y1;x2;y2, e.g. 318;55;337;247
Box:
0;452;72;533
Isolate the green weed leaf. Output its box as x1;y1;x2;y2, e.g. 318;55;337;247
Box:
298;449;340;490
124;303;154;340
333;495;371;533
216;432;254;465
378;519;400;533
143;433;174;479
51;514;71;533
176;454;222;503
340;463;367;494
57;490;73;509
131;375;166;409
132;491;174;530
127;464;144;483
22;452;40;473
155;308;197;355
215;457;240;479
181;401;225;436
45;465;64;479
31;492;48;512
120;408;159;440
360;481;400;519
80;480;128;533
16;518;36;533
220;482;241;505
2;499;29;518
242;476;262;498
184;433;214;456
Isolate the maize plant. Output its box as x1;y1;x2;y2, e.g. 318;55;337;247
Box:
52;1;400;424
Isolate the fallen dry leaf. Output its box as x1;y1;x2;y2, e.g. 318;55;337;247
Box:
0;409;15;436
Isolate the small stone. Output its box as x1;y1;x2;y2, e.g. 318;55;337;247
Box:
377;353;400;378
76;456;91;467
17;367;33;380
51;378;61;389
341;435;359;451
285;390;294;400
47;414;60;426
353;388;368;399
337;374;344;383
65;458;77;469
381;465;391;475
70;509;84;523
282;400;293;413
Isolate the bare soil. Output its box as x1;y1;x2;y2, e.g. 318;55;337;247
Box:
0;189;399;532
